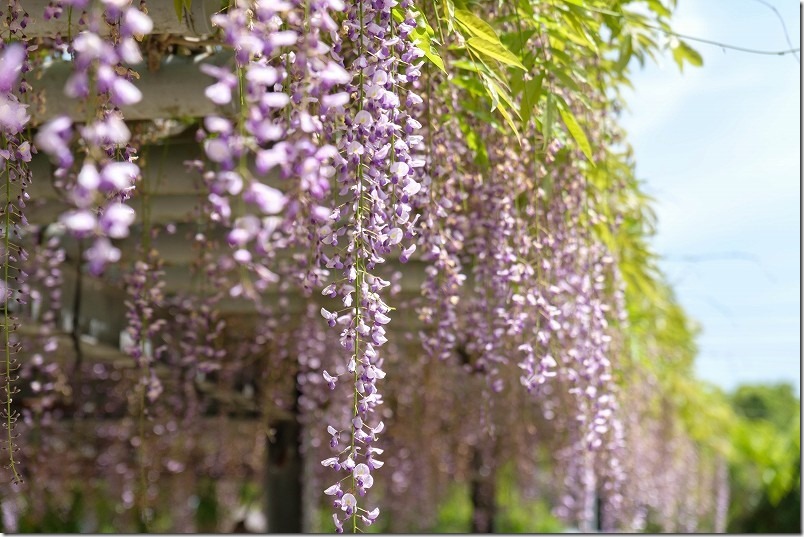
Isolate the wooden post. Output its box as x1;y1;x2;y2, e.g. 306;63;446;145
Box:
469;444;497;533
266;416;303;533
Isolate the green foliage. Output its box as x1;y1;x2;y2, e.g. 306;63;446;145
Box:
556;99;593;163
454;9;526;71
418;0;700;171
17;489;83;533
429;470;565;533
737;456;801;533
727;383;801;531
433;484;474;532
494;465;565;533
195;478;221;532
731;383;799;429
671;39;704;71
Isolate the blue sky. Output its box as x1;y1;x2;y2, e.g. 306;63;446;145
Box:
619;0;800;393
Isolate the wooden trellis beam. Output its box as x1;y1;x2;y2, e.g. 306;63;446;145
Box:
28;52;233;126
23;0;220;39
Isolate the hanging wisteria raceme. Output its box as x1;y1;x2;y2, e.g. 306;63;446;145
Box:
317;0;425;531
34;0;152;275
272;0;347;296
22;229;64;363
199;0;349;302
199;2;285;300
405;19;624;529
122;248;166;402
531;157;622;529
0;7;33;482
162;184;228;380
461;132;533;394
417;81;469;364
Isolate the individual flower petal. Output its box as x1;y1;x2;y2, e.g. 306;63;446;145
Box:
244;182;286;215
61;209;96;235
85;237;121;276
123;7;153;35
204;115;232;134
100;161;139;191
270;31;298;47
0;43;25;93
321;62;351;85
205;82;232;105
402;180;421;196
262;92;290;108
246;65;279;86
100;203;135;238
390;162;409;178
353;463;370;479
340;493;356;512
110;77;142;106
204;138;231;163
354;110;373;127
322;92;349;108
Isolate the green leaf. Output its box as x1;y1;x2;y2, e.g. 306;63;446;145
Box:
496;102;522;145
467;37;526;71
520;74;543;125
459;114;489;168
671;39;703;72
454;9;526;71
646;0;672;18
560;9;600;54
174;0;192;22
542;93;554;149
500;29;536;55
443;0;456;33
400;6;447;74
557;104;594;164
451;59;484;73
454;9;499;43
518;0;534;17
412;29;447;73
548;64;582;94
485;76;519;117
615;34;633;72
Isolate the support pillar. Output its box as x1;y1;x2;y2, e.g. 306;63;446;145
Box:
266;417;303;533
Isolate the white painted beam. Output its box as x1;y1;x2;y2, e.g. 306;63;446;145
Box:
22;0;220;39
29;52;233;125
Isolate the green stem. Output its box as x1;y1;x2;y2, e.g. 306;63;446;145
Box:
3;146;20;484
351;1;367;532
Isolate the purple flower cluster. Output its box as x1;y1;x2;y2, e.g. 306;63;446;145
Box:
23;231;64;361
0;35;32;485
34;1;152;275
417;107;469;362
316;0;426;530
0;44;30;135
413;78;624;530
199;1;347;302
524;160;622;529
122;250;167;402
